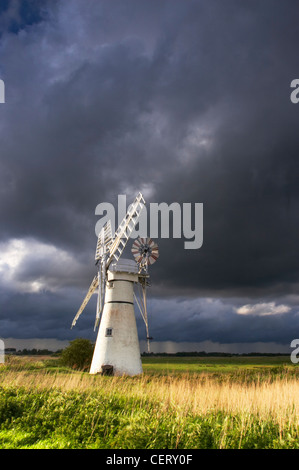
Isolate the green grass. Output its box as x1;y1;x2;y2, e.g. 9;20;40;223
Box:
141;355;297;382
0;384;298;449
142;354;292;369
0;355;298;449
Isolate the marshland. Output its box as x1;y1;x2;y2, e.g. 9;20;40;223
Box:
0;355;298;449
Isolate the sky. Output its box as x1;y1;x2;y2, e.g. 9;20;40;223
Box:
1;0;299;353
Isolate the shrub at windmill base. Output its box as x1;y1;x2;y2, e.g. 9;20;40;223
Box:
60;338;94;370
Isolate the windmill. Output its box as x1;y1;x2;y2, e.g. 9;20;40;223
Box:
71;192;159;376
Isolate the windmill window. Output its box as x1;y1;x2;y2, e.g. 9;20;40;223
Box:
107;282;114;289
106;328;113;337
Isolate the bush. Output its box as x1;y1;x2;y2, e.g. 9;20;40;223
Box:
60;339;94;371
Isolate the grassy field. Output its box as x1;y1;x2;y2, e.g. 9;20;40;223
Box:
142;355;293;375
0;355;298;449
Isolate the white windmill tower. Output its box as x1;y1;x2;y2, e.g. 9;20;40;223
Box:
71;192;159;376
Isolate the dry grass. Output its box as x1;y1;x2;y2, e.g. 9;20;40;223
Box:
1;356;299;448
1;357;299;426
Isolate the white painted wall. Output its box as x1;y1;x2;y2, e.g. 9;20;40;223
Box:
90;267;142;376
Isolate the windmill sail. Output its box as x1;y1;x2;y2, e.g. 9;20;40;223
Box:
71;275;99;328
107;192;145;266
95;220;113;262
71;192;146;331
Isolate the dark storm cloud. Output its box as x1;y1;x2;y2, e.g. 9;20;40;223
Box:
149;1;299;298
1;0;299;347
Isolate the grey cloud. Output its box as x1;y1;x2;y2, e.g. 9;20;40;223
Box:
1;0;299;347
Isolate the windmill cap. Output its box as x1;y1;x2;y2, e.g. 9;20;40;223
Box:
109;258;139;274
